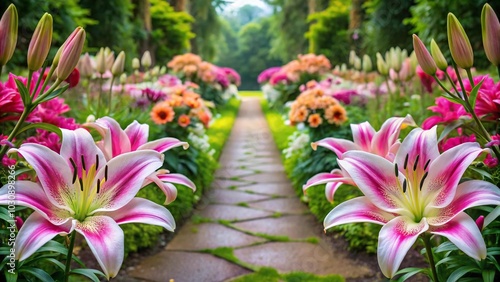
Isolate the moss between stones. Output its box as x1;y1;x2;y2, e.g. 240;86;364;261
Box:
230;267;345;282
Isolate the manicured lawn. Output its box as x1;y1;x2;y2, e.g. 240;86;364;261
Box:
239;90;264;98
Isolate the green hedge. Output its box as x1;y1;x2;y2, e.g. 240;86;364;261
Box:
261;99;379;253
122;98;241;255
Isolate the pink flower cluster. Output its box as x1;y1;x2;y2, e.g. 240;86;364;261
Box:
257;67;281;84
0;73;79;153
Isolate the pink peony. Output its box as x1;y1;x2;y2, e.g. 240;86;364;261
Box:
422;97;469;129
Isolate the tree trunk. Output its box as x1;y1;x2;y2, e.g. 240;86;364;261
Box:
349;0;364;52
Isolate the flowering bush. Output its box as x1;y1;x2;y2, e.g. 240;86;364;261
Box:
167;53;240;105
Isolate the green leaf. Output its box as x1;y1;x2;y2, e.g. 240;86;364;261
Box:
469;78;485;110
35;240;69;256
18;267;55;282
438;120;464;142
34;84;70;105
434;241;458;253
39;258;66;271
441;93;465;106
14;78;31;107
70;268;106;282
16;122;62;137
469;166;493;181
4;269;18;282
394;267;426;282
482;270;495;282
447;265;478;282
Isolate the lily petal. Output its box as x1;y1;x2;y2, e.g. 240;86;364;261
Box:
158;173;196;192
339;152;405;213
124;121;149;151
484;206;500;228
137;137;189;153
303;170;351;193
430;212;486;260
377;216;429;278
15;213;73;261
427;180;500;226
324;197;394;230
148;174;178;205
60;128;106;177
87;117;131;159
75;216;124;279
91;150;163;212
395;126;440;175
0;181;72;224
351;122;376;151
9;144;73;209
424;142;485;208
372;115;415;158
101;198;176;231
311;137;359;159
325;182;342;203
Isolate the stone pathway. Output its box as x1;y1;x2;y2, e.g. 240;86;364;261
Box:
127;98;373;281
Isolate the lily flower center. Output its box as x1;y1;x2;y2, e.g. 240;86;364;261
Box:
69;154;107;221
395;154;430;222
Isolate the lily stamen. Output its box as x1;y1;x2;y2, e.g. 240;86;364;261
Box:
70;157;77;183
423;159;430;170
420;171;429;191
95;154;99;170
413;154;420;171
403;154;409;169
394;163;399;177
81;155;86;171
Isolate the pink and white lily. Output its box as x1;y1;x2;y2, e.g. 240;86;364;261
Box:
304;115;415;202
85;117;196;204
0;128;175;279
325;126;500;278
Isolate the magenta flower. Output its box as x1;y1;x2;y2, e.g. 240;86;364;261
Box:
422;97;469;129
326;126;500;278
304;115;415;202
257;67;281;84
0;128;172;278
459;75;500;120
86;117;195;204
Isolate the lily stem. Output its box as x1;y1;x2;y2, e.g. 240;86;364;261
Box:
423;234;439;282
108;76;115;115
64;231;77;282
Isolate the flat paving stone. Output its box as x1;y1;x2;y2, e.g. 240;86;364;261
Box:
243;163;285;172
205;189;272;204
129;251;251;282
233;242;372;278
240;172;290;183
247;198;309;214
239;183;294;196
211;179;254;189
214;168;259;179
232;215;318;240
166;222;265;250
196;204;273;221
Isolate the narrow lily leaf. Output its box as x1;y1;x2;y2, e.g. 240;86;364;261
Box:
71;268;106;282
434;241;458;253
18;267;55;282
469;166;494;181
447;265;478;282
35;240;68;255
4;269;17;282
441;92;465;106
483;270;495;282
14;78;31;107
438;119;464;142
40;258;66;271
16;122;62;137
469;78;485;109
394;267;426;282
34;84;70;105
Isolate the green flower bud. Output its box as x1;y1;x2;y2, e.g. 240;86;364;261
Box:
27;13;53;71
447;13;474;69
412;34;437;76
111;51;125;76
430;39;448;71
482;4;500;66
0;4;18;66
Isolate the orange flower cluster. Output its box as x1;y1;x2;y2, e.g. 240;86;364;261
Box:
281;54;332;81
167;53;203;77
150;85;212;128
289;88;347;128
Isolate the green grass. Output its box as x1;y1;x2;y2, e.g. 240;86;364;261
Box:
231;267;345;282
239;91;264;98
202;247;257;271
260;99;296;151
207;98;241;160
